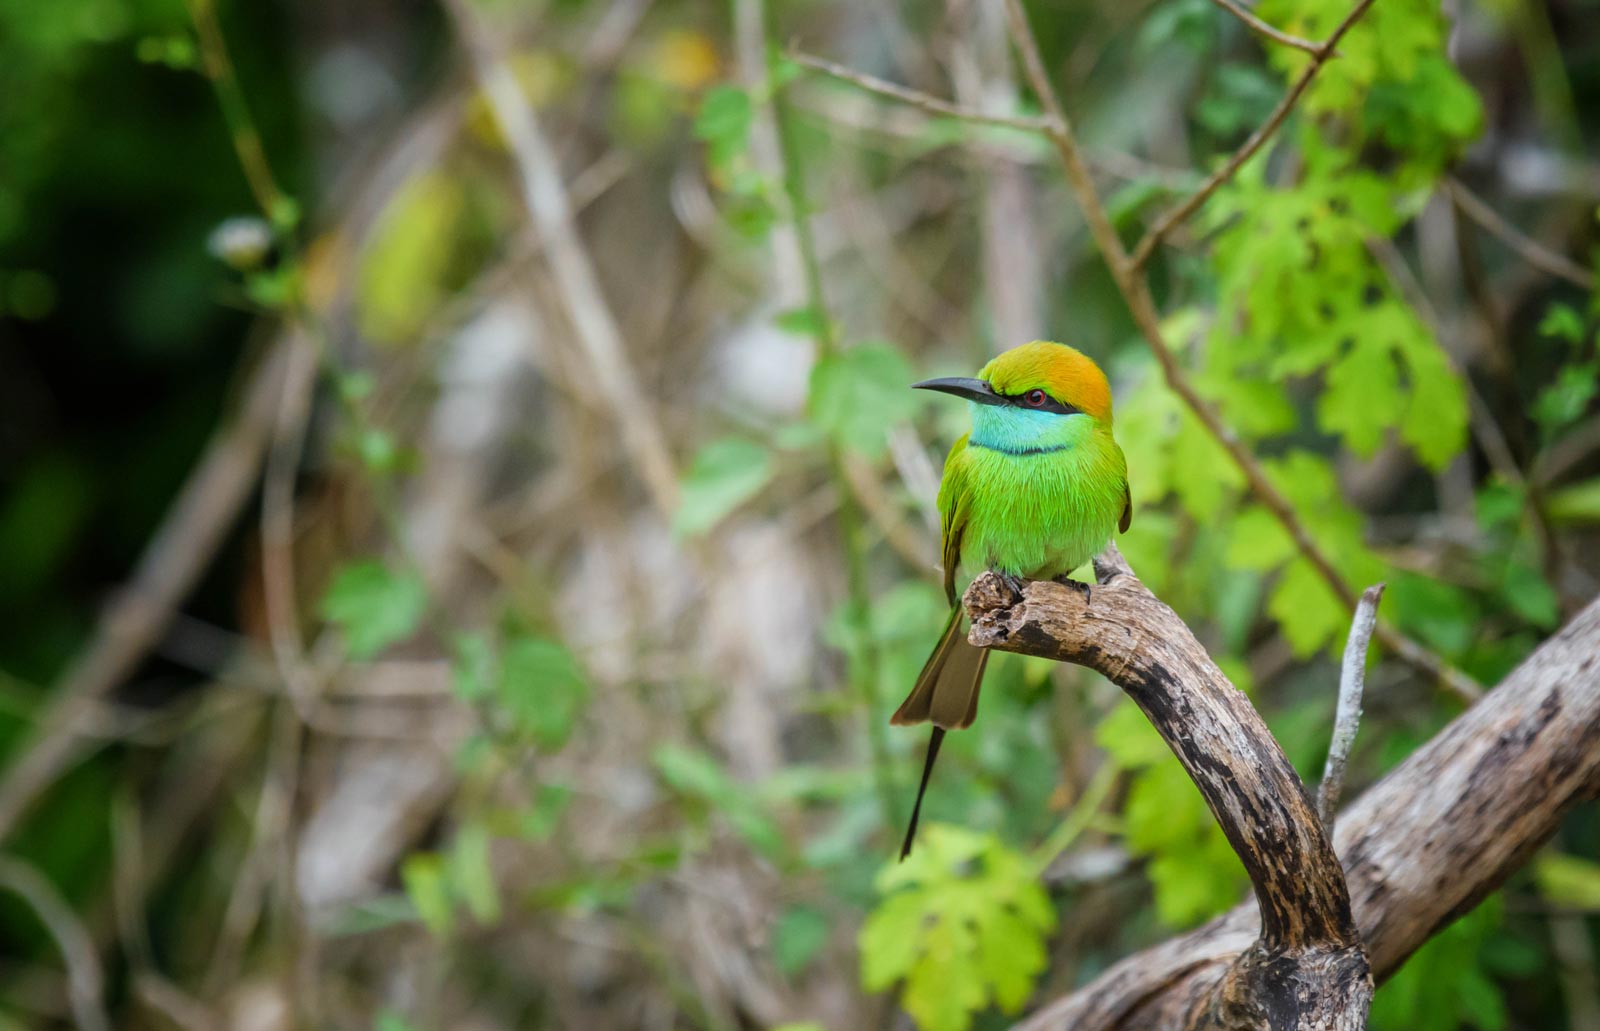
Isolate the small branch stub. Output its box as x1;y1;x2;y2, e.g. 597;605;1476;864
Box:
1318;583;1384;830
966;546;1372;1030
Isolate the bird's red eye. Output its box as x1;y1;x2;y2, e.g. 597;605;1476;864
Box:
1025;389;1047;407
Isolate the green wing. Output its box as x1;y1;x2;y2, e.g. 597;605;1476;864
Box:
937;434;972;605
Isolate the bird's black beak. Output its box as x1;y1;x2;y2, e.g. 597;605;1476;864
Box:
912;377;1007;407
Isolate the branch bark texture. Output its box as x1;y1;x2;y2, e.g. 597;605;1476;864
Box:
967;548;1370;1030
964;551;1600;1031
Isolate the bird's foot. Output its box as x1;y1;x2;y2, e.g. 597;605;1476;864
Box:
999;572;1029;599
1052;574;1092;606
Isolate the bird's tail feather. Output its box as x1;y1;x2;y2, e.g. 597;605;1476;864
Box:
900;727;944;860
892;607;989;858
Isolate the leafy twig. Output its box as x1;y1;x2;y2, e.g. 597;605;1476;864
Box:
1208;0;1321;56
1318;583;1383;831
1128;0;1378;271
1000;0;1480;703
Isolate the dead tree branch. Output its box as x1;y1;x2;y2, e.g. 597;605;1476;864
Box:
967;547;1371;1030
965;552;1600;1031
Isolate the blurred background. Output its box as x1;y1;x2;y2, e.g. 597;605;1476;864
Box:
1;0;1598;1028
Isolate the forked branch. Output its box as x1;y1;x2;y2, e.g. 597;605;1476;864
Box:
966;547;1372;1030
969;553;1600;1031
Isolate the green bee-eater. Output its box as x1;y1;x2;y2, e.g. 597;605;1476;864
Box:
895;341;1131;857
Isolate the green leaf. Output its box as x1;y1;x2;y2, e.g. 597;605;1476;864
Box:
358;172;464;343
1094;699;1170;770
810;343;918;457
673;437;774;537
375;1011;420;1031
653;745;785;859
693;84;753;145
519;784;574;841
1396;328;1468;469
1371;896;1508;1031
1225;505;1295;572
1534;852;1600;911
358;427;400;474
1532;361;1599;434
1268;558;1348;656
400;853;453;937
1548;477;1600;524
319;561;427;659
772;905;830;976
1537;302;1585;344
451;633;494;702
694;84;753;174
449;825;502;925
775;305;827;338
1318;336;1401;457
860;826;1056;1031
498;635;589;750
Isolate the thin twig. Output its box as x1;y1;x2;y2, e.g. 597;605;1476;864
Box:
1208;0;1322;55
0;855;110;1031
444;0;681;516
0;337;307;843
790;50;1051;133
1446;177;1593;289
1001;0;1480;703
1319;582;1383;830
183;0;284;219
1128;0;1378;270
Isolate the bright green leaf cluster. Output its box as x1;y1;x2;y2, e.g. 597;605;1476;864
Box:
859;825;1055;1031
399;824;503;939
694;83;779;238
320;560;428;659
452;629;591;750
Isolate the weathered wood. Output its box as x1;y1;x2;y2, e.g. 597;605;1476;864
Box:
966;547;1600;1031
967;546;1371;1030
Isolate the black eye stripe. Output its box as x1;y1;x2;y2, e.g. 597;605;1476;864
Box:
1001;390;1080;415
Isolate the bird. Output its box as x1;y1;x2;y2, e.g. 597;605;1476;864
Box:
894;341;1130;859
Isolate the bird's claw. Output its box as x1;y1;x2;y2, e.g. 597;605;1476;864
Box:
1052;574;1093;605
999;572;1028;598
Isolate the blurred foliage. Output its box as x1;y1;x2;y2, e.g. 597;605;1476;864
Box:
2;0;1599;1029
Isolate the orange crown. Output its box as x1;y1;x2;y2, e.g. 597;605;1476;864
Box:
979;341;1114;423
